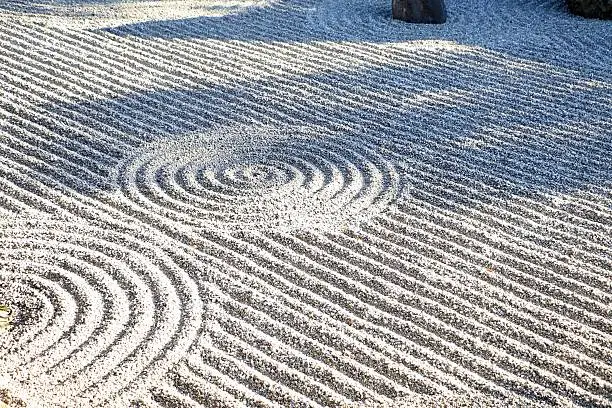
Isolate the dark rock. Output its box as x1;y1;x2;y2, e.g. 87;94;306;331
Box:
392;0;447;24
567;0;612;19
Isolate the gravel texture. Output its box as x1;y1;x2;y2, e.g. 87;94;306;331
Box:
0;0;610;407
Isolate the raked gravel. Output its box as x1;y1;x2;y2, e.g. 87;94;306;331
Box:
0;0;610;407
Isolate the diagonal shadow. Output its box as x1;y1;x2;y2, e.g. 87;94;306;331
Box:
1;46;609;205
0;20;611;406
92;0;612;74
92;0;581;42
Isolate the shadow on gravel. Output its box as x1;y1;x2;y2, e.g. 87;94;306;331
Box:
95;0;581;44
4;48;609;203
93;0;612;74
99;0;398;43
2;10;611;407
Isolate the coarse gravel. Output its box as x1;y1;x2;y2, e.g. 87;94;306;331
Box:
0;0;610;407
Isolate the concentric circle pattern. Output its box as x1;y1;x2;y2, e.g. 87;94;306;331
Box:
0;0;611;406
0;220;203;407
114;126;403;232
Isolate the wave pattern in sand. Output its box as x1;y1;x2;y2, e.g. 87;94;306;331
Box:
0;0;611;407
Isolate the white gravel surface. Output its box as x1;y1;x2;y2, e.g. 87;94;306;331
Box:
0;0;610;407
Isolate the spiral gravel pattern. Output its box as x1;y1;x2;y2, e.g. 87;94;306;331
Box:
114;126;403;231
0;220;203;407
0;0;611;406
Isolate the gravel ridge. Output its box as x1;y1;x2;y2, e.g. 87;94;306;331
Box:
0;0;610;407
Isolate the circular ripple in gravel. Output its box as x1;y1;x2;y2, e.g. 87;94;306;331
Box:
113;125;404;232
0;220;202;407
